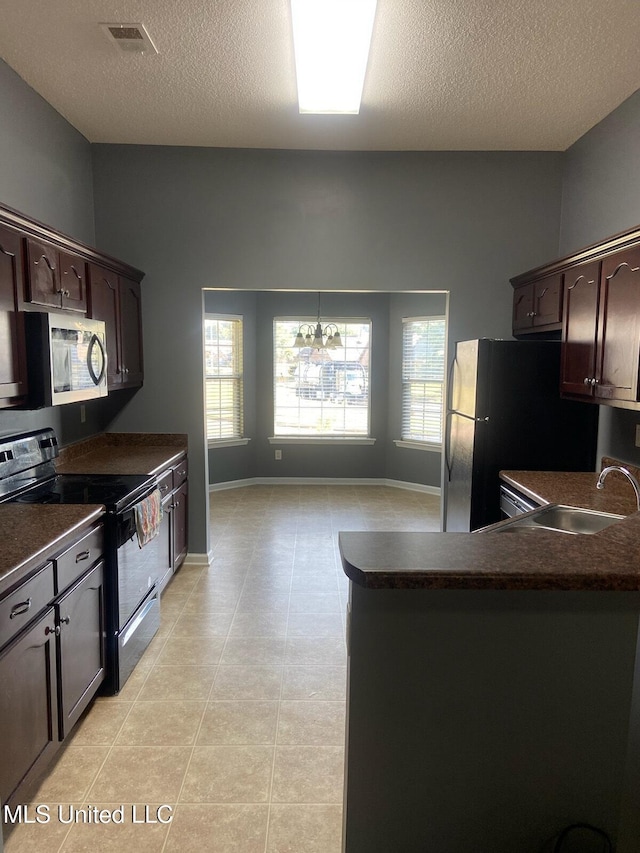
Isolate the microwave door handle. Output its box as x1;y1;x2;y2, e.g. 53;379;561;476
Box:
87;333;107;385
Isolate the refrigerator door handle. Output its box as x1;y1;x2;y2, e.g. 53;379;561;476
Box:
447;409;490;423
445;411;489;483
444;411;452;481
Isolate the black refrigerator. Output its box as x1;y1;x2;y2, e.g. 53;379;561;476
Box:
442;339;599;532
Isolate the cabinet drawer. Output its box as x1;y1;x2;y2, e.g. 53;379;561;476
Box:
0;563;55;651
172;457;188;489
55;526;104;595
157;469;173;500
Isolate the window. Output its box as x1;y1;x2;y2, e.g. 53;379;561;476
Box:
401;316;446;446
204;314;244;443
273;318;371;437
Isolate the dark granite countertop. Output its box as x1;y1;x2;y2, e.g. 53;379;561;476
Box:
340;460;640;592
500;466;639;516
55;432;188;478
0;505;104;597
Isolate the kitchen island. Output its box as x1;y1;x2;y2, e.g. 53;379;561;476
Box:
339;477;640;853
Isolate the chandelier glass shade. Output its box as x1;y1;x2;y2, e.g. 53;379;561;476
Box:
293;321;343;350
292;294;344;349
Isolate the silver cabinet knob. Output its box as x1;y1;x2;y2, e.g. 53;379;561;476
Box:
584;377;591;385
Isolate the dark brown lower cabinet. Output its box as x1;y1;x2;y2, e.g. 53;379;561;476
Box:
0;606;58;809
57;562;105;739
172;481;188;570
156;455;189;595
0;529;106;814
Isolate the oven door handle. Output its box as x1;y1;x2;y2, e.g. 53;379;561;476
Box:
121;596;157;647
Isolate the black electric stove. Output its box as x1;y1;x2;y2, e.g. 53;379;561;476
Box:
8;472;155;513
0;428;162;694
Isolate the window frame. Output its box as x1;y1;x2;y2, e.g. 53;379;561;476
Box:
204;313;247;448
272;316;373;440
397;315;446;451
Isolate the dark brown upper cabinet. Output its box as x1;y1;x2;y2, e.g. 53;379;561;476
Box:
88;265;143;391
25;238;87;312
512;223;640;410
512;272;563;335
560;260;601;399
0;224;28;407
595;247;640;404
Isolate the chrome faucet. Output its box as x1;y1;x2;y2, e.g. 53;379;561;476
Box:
596;465;640;511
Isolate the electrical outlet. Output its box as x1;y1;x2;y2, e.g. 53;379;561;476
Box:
636;424;640;447
80;404;86;424
275;449;282;460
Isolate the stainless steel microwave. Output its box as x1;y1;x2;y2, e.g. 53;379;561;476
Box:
24;312;108;406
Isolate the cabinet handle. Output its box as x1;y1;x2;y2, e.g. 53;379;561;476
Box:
9;598;31;618
159;484;169;493
60;616;71;626
173;500;180;508
584;377;591;385
45;625;60;637
591;378;598;386
177;469;186;477
75;550;91;563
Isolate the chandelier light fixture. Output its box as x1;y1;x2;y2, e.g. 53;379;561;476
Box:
293;294;344;350
290;0;378;114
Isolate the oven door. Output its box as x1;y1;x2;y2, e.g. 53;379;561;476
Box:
116;507;164;629
118;590;160;690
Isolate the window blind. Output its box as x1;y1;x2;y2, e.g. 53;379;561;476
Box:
204;315;243;442
401;317;446;445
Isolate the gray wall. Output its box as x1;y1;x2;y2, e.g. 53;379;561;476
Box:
560;88;640;466
0;58;129;447
91;144;563;551
0;59;94;246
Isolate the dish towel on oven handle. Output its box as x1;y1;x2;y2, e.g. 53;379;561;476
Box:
134;489;163;547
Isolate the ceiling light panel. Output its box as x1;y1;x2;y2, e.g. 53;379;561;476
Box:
291;0;377;114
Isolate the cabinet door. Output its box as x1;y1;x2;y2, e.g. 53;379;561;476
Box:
25;237;61;308
57;562;105;739
560;260;601;398
0;607;58;808
58;251;87;313
172;482;188;570
119;277;144;388
533;272;563;328
512;284;534;332
88;263;121;388
595;248;640;403
0;224;28;406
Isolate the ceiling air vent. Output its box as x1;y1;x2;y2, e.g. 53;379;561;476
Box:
100;23;158;54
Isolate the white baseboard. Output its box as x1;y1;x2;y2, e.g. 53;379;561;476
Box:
209;477;440;496
182;551;214;567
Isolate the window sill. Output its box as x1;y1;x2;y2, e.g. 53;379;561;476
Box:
208;438;251;449
269;436;376;446
394;439;441;453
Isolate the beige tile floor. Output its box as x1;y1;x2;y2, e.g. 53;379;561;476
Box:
5;484;440;853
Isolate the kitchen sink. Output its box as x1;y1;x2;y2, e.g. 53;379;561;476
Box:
493;505;625;535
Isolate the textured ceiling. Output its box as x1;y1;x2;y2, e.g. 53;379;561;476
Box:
0;0;639;151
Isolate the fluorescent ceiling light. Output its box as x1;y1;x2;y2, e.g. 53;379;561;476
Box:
291;0;377;114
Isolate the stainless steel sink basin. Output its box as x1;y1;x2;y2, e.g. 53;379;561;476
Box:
493;505;625;535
